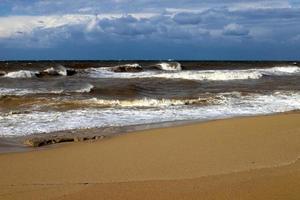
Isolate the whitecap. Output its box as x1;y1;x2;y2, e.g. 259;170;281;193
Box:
43;65;68;76
0;83;94;96
156;62;182;71
4;70;37;78
153;70;262;81
73;83;94;93
87;66;300;81
63;96;219;108
260;66;300;76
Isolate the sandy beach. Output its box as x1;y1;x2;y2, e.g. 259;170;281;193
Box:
0;113;300;200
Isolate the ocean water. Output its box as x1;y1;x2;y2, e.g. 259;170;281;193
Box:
0;61;300;137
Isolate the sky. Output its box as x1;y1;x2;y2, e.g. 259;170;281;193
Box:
0;0;300;60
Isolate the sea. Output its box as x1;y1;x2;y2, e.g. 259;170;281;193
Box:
0;60;300;137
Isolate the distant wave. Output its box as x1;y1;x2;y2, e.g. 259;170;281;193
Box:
156;62;182;71
87;66;300;81
154;70;263;81
43;65;68;76
120;63;141;68
0;83;94;96
105;63;143;73
2;65;77;79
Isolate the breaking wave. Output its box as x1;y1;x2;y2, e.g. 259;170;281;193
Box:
103;63;143;73
154;70;262;81
43;65;68;76
73;83;94;93
1;91;300;136
2;65;76;79
4;70;38;78
55;96;221;108
87;66;300;81
260;66;300;76
156;62;182;71
0;83;94;96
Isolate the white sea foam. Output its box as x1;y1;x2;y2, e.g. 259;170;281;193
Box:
156;62;182;71
87;66;300;81
0;88;64;96
73;83;94;93
122;63;141;68
1;91;300;136
154;70;263;81
4;70;37;78
260;66;300;76
102;63;142;72
1;65;74;79
63;97;219;108
87;67;151;78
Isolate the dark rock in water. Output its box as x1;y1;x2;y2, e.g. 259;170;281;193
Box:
53;138;74;143
261;73;271;78
0;71;6;76
45;65;67;76
93;135;105;140
35;71;48;78
66;69;77;76
24;138;48;147
9;110;31;115
24;137;74;147
111;64;143;72
74;137;84;142
36;65;77;78
24;135;106;147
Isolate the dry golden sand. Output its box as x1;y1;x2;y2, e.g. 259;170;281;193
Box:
0;113;300;200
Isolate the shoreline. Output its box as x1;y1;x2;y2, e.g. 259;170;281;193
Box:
1;110;299;153
0;119;193;153
0;112;300;199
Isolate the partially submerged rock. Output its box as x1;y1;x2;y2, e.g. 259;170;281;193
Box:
24;135;105;147
0;71;6;76
24;138;54;147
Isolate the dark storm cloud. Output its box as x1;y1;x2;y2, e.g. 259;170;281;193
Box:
0;0;300;60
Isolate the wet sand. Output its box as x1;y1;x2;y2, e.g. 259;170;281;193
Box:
0;113;300;199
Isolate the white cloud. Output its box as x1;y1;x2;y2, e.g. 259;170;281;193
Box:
230;1;291;11
223;23;249;36
0;15;90;39
0;13;158;39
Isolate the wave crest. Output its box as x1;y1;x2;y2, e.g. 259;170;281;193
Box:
261;66;300;76
0;83;94;96
87;66;300;81
109;63;143;72
156;62;182;71
4;70;37;78
43;65;68;76
54;97;220;108
73;83;94;93
154;70;262;81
